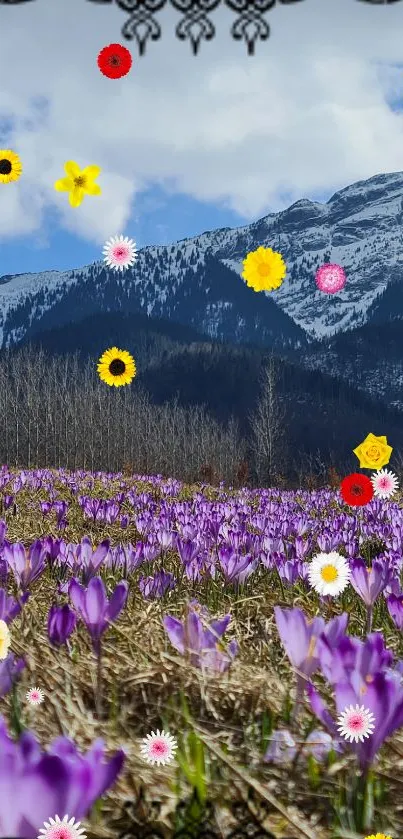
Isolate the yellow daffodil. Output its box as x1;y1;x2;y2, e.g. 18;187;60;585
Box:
241;246;286;292
353;433;393;470
54;160;101;208
0;619;11;659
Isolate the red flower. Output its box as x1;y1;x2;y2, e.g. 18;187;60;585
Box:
340;473;374;507
97;44;132;79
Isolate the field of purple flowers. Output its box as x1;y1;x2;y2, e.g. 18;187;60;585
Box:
1;465;403;839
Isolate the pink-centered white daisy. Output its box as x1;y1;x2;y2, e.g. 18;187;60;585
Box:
103;234;137;272
26;686;45;705
140;729;177;766
337;704;375;743
37;814;87;839
315;263;346;294
371;468;399;500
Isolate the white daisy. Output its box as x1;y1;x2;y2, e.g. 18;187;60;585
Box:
37;814;87;839
371;468;399;500
337;704;375;743
26;686;45;705
308;551;350;596
103;234;137;272
140;729;177;766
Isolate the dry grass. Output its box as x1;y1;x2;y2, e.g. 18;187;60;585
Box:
3;472;403;839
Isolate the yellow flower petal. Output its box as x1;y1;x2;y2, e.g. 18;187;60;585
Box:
81;165;101;181
69;186;84;208
54;177;72;192
84;183;102;197
64;160;81;179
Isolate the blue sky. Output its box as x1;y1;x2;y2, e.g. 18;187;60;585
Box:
0;185;252;276
1;0;403;278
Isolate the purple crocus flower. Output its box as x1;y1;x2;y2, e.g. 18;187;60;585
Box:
0;716;124;838
47;604;77;647
0;589;29;624
274;607;349;681
387;594;403;630
163;601;238;673
264;729;297;764
3;540;46;590
308;669;403;769
139;570;176;600
350;558;390;608
76;537;110;585
69;576;128;655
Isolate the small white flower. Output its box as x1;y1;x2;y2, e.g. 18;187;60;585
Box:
308;551;350;596
140;729;177;766
337;704;375;743
0;618;10;660
371;468;399;500
26;686;45;705
103;234;137;272
37;813;87;839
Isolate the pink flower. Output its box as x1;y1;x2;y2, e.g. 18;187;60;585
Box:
140;729;177;766
371;469;399;500
337;704;375;743
103;235;137;272
315;263;346;294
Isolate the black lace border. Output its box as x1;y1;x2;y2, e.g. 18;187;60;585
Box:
1;0;402;57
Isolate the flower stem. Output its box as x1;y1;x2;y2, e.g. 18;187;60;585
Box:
366;606;373;634
95;646;102;719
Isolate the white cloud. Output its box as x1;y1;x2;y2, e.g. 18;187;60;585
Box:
0;0;403;241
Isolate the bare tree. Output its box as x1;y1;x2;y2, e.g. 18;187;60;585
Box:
249;356;287;487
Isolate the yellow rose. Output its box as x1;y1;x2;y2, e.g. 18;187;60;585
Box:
353;433;392;470
0;619;10;659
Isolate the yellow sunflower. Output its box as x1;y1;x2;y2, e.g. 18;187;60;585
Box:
97;347;136;387
54;160;101;208
0;150;22;184
241;246;286;292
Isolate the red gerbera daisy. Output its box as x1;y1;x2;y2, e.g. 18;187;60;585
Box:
340;473;374;507
97;44;132;79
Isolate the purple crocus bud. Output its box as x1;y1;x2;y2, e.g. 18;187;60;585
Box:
69;576;128;655
0;558;7;588
387;594;403;630
264;729;296;764
0;520;7;546
47;604;77;646
350;558;390;607
0;716;124;836
0;653;25;697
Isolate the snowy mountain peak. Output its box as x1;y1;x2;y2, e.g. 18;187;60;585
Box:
1;170;403;348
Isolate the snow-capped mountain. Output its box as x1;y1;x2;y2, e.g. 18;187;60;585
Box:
1;170;403;351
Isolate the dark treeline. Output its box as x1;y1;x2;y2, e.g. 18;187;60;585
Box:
0;344;402;489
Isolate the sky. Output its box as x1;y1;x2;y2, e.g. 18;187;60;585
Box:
0;0;403;276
